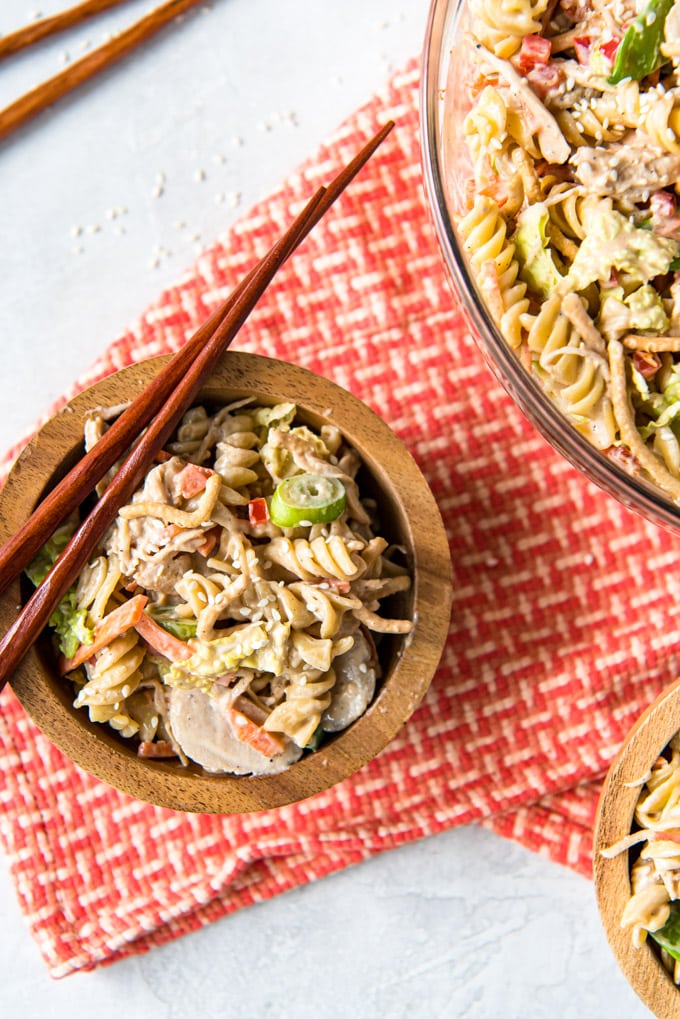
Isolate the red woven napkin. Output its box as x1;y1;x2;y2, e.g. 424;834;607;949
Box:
1;58;677;977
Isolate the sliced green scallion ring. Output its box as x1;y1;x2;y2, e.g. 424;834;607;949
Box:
269;474;346;528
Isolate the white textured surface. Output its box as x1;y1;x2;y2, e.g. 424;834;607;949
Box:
0;0;651;1014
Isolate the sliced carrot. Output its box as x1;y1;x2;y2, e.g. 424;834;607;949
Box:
197;525;220;558
137;740;179;759
228;703;285;757
134;612;193;662
177;462;215;498
59;594;148;674
154;450;173;463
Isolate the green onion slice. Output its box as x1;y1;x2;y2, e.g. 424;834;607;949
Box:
269;474;347;527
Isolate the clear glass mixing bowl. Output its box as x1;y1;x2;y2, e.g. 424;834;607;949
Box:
420;0;680;535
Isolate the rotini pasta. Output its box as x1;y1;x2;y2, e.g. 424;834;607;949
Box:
30;400;413;776
452;0;680;502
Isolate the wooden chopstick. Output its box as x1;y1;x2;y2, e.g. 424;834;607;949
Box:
0;1;132;61
0;0;202;143
0;121;394;600
0;187;327;693
0;122;394;691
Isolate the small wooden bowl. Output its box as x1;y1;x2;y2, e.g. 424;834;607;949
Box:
0;351;452;813
594;680;680;1018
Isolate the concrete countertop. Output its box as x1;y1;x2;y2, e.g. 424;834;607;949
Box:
0;1;651;1014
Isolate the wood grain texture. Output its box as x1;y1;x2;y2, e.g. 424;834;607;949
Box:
594;680;680;1018
0;0;130;60
0;352;452;814
0;0;201;142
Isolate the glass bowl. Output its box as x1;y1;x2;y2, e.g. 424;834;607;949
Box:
420;0;680;536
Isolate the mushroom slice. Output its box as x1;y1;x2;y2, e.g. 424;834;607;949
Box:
321;630;377;732
167;685;302;775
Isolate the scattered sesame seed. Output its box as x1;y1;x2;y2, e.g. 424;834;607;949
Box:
212;153;226;164
174;219;186;229
86;224;100;234
152;183;164;198
214;192;225;204
69;225;82;238
231;135;243;147
194;168;206;182
227;191;241;208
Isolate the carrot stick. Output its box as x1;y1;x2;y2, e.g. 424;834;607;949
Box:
134;612;193;661
229;706;285;757
59;593;147;673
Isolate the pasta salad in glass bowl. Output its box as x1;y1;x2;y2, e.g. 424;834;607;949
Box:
421;0;680;533
0;353;452;813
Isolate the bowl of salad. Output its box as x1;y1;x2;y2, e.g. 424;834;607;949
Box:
421;0;680;533
0;352;452;813
595;680;680;1016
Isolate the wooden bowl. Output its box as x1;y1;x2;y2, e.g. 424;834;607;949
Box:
0;351;452;813
594;680;680;1018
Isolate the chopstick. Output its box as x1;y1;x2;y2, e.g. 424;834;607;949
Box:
0;1;131;61
0;0;202;143
0;188;325;692
0;121;394;600
0;122;394;692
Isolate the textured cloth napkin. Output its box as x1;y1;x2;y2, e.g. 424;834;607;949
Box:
1;57;678;977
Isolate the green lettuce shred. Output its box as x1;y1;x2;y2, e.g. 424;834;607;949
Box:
147;606;198;641
25;519;94;658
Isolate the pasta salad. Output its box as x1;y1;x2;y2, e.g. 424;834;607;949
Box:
28;399;413;776
455;0;680;501
602;734;680;982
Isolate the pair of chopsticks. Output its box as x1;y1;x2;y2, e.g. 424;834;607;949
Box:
0;0;204;143
0;120;394;692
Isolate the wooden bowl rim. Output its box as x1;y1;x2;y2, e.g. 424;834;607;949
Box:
0;351;452;814
594;677;680;1018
